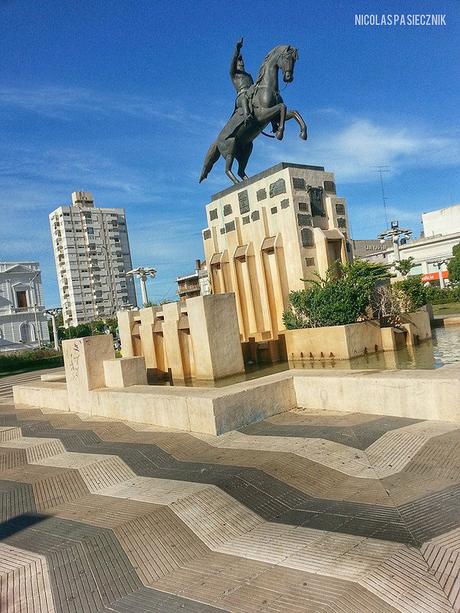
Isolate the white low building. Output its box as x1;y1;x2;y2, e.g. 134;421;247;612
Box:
0;262;50;351
366;204;460;283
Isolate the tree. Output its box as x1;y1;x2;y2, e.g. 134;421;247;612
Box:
448;243;460;284
393;275;428;309
395;257;415;277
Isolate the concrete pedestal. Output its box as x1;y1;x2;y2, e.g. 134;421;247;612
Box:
62;335;114;412
187;294;245;380
103;356;147;388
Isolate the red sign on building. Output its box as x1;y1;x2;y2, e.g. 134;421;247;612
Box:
421;271;449;283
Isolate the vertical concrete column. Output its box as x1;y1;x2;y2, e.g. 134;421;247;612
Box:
253;249;274;337
62;335;115;413
187;294;244;380
117;310;138;357
162;302;186;380
139;306;160;369
270;242;287;334
240;259;258;337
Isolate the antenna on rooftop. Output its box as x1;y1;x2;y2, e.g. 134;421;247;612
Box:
373;166;390;228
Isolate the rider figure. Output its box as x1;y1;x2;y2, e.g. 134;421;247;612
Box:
230;38;254;125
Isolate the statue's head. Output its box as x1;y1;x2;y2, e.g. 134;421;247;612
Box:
279;45;298;83
237;54;245;71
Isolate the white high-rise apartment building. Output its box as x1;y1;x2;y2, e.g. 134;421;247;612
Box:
50;191;137;328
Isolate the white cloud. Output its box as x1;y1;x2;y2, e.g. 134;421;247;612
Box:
0;85;217;131
252;116;460;183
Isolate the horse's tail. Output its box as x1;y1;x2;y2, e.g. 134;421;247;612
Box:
199;141;220;183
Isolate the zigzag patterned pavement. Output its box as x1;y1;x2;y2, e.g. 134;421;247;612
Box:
0;371;459;611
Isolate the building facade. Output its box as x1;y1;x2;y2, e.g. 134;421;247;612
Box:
365;204;460;283
176;260;211;303
0;262;50;351
352;239;392;262
202;162;351;341
50;191;137;328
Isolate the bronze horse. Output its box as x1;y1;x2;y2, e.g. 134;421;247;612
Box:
199;45;307;185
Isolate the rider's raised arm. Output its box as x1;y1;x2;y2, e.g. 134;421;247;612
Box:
230;38;243;78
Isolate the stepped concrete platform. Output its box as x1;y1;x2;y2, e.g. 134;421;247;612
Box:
12;363;460;434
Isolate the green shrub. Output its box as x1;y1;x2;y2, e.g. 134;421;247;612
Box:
393;275;427;309
0;348;63;373
283;260;390;329
394;276;460;308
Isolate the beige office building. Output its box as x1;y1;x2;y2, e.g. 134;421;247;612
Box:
202;162;351;342
50;191;137;328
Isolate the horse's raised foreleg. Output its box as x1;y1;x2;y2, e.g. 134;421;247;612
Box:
276;104;286;140
254;103;287;140
285;109;307;140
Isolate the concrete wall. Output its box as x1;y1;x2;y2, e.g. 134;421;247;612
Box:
285;321;382;360
13;364;460;435
401;311;432;344
13;381;69;411
284;313;430;361
293;368;460;423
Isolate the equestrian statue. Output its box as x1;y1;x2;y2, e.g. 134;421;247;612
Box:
199;39;307;185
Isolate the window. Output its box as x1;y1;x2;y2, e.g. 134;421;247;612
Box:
297;213;312;227
16;290;28;308
292;177;306;190
305;257;315;266
87;227;94;235
301;228;314;247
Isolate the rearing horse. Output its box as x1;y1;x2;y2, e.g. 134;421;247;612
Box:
199;45;307;184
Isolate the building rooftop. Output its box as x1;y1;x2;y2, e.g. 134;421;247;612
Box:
211;161;326;201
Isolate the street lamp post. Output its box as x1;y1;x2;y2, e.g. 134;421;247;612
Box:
127;267;157;307
45;308;62;351
434;260;448;289
28;271;42;348
378;221;413;275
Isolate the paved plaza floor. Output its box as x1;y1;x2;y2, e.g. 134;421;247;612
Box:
0;370;459;612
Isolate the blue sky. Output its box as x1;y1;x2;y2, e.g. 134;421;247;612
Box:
0;0;459;307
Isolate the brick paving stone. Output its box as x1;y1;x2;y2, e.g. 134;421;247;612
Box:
0;370;458;612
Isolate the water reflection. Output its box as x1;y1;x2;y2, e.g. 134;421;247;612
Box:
165;325;460;388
